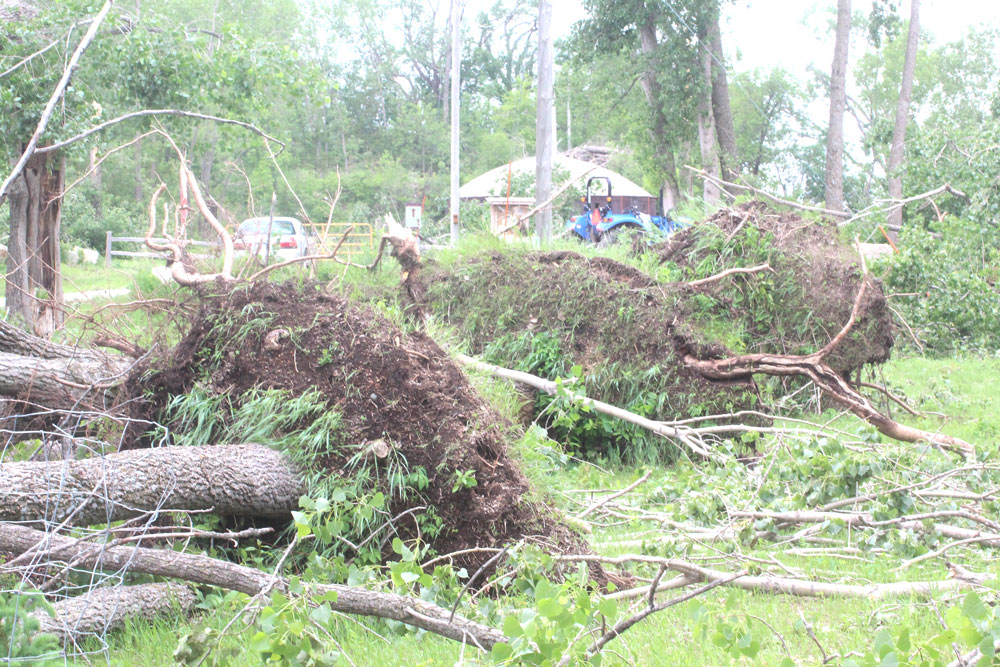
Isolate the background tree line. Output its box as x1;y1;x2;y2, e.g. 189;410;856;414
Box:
2;0;999;249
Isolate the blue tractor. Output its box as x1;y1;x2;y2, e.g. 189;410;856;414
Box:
566;176;684;245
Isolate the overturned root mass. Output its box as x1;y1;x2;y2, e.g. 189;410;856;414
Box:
121;282;583;568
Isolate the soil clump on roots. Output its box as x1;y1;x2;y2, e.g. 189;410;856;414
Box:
655;200;894;372
418;201;893;459
124;282;580;570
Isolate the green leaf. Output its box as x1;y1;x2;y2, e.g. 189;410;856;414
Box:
502;614;523;637
538;598;563;619
963;592;989;621
491;643;513;661
310;603;332;625
897;628;910;653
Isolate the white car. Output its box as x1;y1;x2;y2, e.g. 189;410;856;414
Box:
234;217;311;262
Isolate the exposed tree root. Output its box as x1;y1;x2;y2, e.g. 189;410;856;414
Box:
683;351;975;457
0;523;508;650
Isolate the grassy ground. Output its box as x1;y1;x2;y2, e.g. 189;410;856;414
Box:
30;247;996;666
81;351;999;666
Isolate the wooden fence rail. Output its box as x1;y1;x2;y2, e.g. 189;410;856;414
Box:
104;232;217;267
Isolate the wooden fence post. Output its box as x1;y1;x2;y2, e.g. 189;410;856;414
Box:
105;230;112;267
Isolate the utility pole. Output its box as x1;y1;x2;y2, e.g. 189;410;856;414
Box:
535;0;554;242
449;0;461;245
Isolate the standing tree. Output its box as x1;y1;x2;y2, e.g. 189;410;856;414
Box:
886;0;920;230
696;26;721;204
825;0;851;213
535;0;555;240
706;12;738;184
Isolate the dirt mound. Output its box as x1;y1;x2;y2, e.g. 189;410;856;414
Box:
124;282;583;570
655;201;894;372
421;250;758;459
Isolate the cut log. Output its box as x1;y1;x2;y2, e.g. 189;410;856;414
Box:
0;523;508;650
36;583;196;639
0;444;303;526
0;319;128;409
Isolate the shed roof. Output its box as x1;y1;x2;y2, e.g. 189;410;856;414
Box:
459;155;653;199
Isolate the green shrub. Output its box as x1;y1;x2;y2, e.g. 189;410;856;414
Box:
882;217;1000;354
61;187;143;251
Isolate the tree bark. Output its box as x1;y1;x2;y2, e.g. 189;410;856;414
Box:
697;38;721;204
0;444;303;526
36;583;196;640
886;0;920;230
707;16;738;184
4;152;64;336
0;523;509;650
0;318;127;410
638;16;681;214
825;0;851;213
535;0;555;241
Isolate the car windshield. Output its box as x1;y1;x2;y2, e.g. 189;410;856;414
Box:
238;219;296;235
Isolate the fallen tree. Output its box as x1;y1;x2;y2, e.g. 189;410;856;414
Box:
0;444;302;526
0;523;508;649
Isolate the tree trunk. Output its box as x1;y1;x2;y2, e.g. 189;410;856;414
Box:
535;0;555;241
133;136;143;203
0;318;127;411
886;0;920;230
0;444;303;526
825;0;851;213
638;17;681;214
707;16;738;184
36;583;196;640
5;151;64;336
697;39;721;204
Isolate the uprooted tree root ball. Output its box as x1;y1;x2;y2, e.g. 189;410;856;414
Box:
122;281;588;571
417;201;895;459
654;200;894;372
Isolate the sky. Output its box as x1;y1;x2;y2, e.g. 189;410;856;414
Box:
544;0;1000;75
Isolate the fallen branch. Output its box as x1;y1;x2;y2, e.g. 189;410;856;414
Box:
576;471;652;519
494;165;598;237
456;354;715;459
684;263;773;289
855;380;924;417
552;554;972;600
685;166;851;219
0;523;508;650
728;510;1000;547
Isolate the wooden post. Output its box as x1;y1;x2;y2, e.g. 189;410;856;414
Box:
105;230;112;267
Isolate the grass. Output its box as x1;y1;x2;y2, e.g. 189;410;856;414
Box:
58;258;159;294
78;348;1000;666
24;240;995;666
